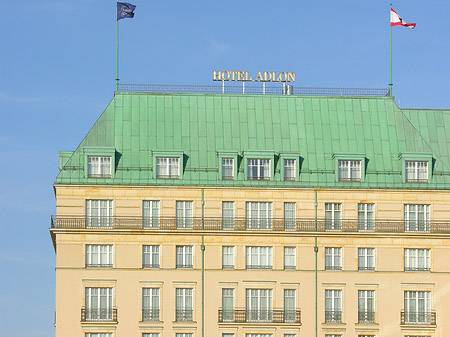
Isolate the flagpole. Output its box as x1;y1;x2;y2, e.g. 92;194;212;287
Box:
116;0;119;92
389;4;393;96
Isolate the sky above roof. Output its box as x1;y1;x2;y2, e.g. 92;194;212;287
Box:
1;1;449;336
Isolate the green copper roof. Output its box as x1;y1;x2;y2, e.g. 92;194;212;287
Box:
55;92;450;189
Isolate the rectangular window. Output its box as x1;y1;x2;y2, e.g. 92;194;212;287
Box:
325;335;342;337
176;246;193;269
85;334;113;337
325;247;342;270
284;159;296;181
284;202;296;231
358;203;374;231
246;246;272;269
222;158;234;180
404;249;431;271
325;203;341;231
406;161;428;183
404;291;431;324
358;290;375;323
85;245;113;268
358;248;375;271
222;334;235;337
246;335;273;337
284;247;296;270
404;204;430;232
156;157;179;179
143;200;160;228
284;335;296;337
143;245;160;268
222;246;235;269
84;288;113;321
86;200;113;228
246;289;273;322
248;159;271;180
176;201;193;229
176;334;193;337
222;288;234;321
246;202;272;230
176;288;193;322
222;201;235;230
142;288;160;321
325;289;342;323
284;289;296;322
143;334;160;337
338;160;361;181
87;156;111;178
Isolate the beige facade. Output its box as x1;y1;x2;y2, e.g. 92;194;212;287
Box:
52;185;450;337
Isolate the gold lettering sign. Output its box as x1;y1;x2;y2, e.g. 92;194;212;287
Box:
213;70;295;82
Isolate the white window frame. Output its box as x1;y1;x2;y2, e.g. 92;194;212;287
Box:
338;159;361;181
284;289;296;322
246;335;273;337
222;246;235;269
404;204;430;232
222;201;235;230
246;289;273;322
87;156;112;178
283;159;296;181
325;247;342;270
404;248;431;271
284;247;296;270
405;161;428;183
142;288;160;321
175;334;193;337
358;248;375;271
176;201;193;229
175;288;193;322
325;203;341;231
85;245;113;268
222;288;234;321
222;158;234;180
85;334;113;337
143;200;160;228
176;245;193;269
404;291;431;324
142;334;160;337
247;159;271;180
358;203;375;231
143;245;160;268
246;202;272;230
84;287;113;321
86;200;113;228
358;290;375;323
156;157;180;179
284;202;296;231
246;246;273;269
325;289;342;323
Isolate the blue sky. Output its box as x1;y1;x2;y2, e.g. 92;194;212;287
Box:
0;1;449;336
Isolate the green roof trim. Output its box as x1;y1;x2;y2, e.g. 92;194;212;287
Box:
55;92;450;189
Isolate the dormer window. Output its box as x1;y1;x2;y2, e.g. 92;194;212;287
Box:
405;161;428;183
284;159;296;181
156;157;180;179
87;156;111;178
222;158;234;180
248;159;271;180
338;160;361;182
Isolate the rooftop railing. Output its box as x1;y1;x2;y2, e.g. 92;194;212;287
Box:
118;83;390;97
50;216;450;234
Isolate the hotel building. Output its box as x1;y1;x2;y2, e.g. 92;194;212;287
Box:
51;86;450;337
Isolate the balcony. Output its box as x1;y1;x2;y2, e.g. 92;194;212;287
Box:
50;216;449;234
401;311;436;325
325;310;342;323
218;309;301;324
358;311;375;324
142;309;160;322
176;309;193;322
246;264;272;270
81;307;117;322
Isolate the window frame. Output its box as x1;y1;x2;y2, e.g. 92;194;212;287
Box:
155;157;180;179
403;291;432;324
325;203;342;231
83;147;116;179
85;200;113;228
246;288;273;322
85;244;113;268
222;201;235;230
175;288;193;322
325;247;342;271
284;247;296;270
325;289;342;323
358;247;375;271
246;246;273;269
399;152;432;184
222;246;235;270
404;248;431;272
284;202;296;231
151;150;184;180
143;200;160;229
84;287;114;321
176;201;194;229
333;153;365;183
246;201;272;230
142;245;160;269
358;203;375;231
404;204;430;232
87;156;112;178
243;151;275;181
358;290;375;323
176;245;193;269
142;288;160;322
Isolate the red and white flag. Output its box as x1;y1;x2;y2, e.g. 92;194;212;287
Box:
390;8;416;29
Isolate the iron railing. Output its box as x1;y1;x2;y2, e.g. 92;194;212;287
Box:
176;309;193;322
142;263;160;269
401;311;436;325
404;266;431;272
142;309;160;321
218;309;301;324
81;307;117;322
118;84;390;97
358;311;375;324
325;310;342;323
51;216;450;234
246;264;273;270
85;263;113;268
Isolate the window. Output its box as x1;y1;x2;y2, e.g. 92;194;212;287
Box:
284;289;296;322
176;201;193;229
284;335;296;337
358;248;375;271
143;334;160;337
222;201;235;230
405;161;428;183
284;202;296;231
176;288;193;321
86;200;113;228
358;290;375;323
85;334;113;337
222;158;234;180
87;156;111;178
85;245;113;268
143;200;160;228
325;247;342;270
404;291;431;324
143;245;160;268
222;288;234;321
156;157;179;179
142;288;160;321
325;335;342;337
284;247;296;270
246;335;273;337
404;249;430;271
176;334;193;337
222;334;235;337
246;289;272;321
222;246;234;269
325;203;341;231
358;335;375;337
325;290;342;323
338;160;361;181
246;246;272;269
176;246;193;268
358;203;374;231
247;159;271;180
246;202;272;230
404;204;430;232
284;159;296;181
84;288;114;321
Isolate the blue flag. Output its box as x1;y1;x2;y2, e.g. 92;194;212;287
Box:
117;2;136;21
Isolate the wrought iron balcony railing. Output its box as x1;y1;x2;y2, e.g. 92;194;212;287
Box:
51;216;449;234
358;266;375;271
401;311;436;325
142;309;160;321
218;309;301;324
246;264;273;270
358;311;375;324
81;307;117;322
85;263;113;268
176;309;193;322
142;263;160;269
325;310;342;323
325;265;342;271
404;266;431;272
